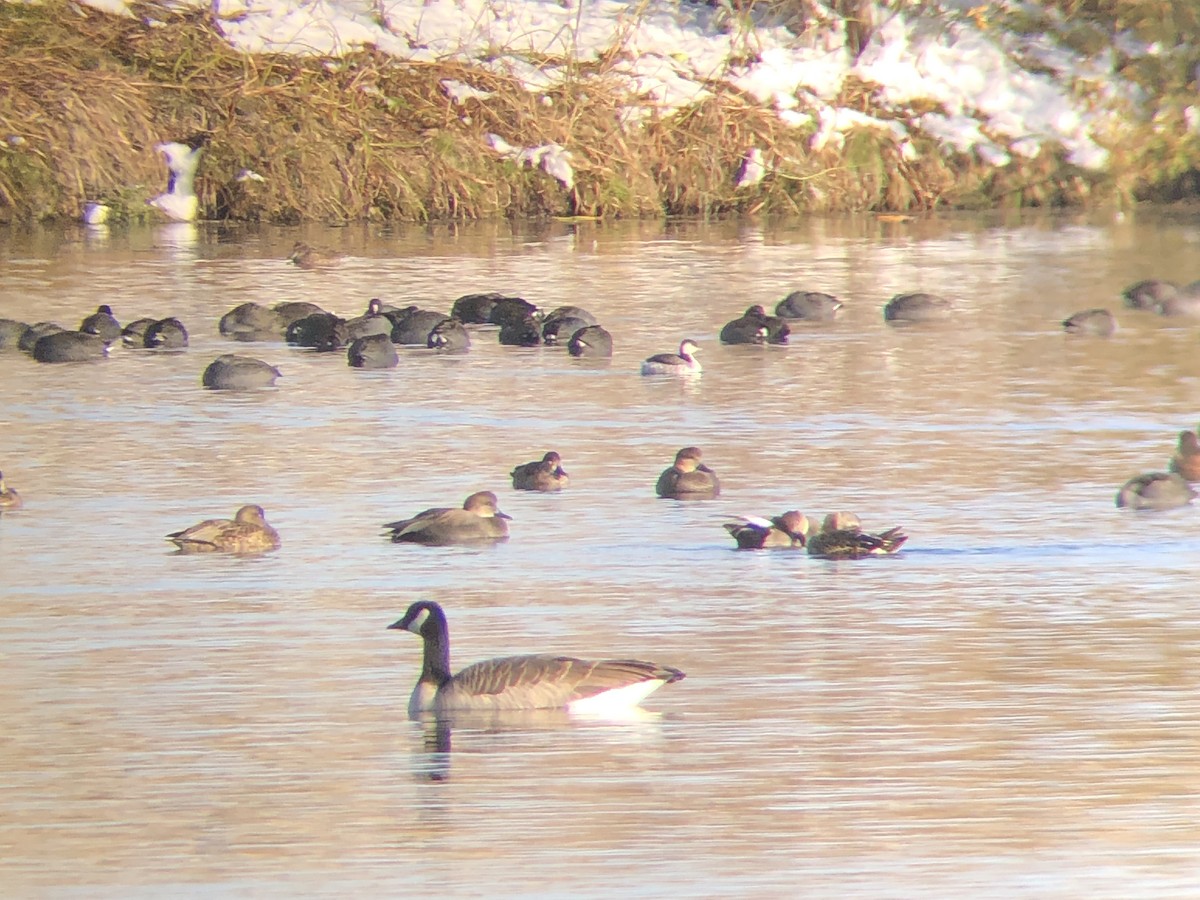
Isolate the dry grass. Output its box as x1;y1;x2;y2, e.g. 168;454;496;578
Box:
0;0;1193;223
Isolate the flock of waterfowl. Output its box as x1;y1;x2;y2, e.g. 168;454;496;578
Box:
3;260;1197;715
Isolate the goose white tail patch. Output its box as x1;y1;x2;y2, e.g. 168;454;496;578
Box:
567;679;666;716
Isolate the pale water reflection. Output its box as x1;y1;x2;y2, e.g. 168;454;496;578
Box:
2;211;1200;897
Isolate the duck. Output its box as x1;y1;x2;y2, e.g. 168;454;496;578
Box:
387;600;685;717
167;504;281;554
428;318;470;352
0;471;22;509
148;138;204;222
719;305;790;345
724;510;810;549
79;305;121;343
32;331;110;363
1122;279;1178;311
568;324;613;358
201;354;281;390
1062;308;1116;336
383;491;511;545
288;241;343;269
347;333;398;369
143;317;189;349
806;513;908;559
655;447;720;499
219;302;285;342
883;292;954;324
1116;472;1197;510
346;298;392;341
511;451;569;492
775;291;843;321
1169;430;1200;481
641;339;701;376
1154;283;1200;318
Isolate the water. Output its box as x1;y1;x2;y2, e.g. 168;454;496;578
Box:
2;211;1200;897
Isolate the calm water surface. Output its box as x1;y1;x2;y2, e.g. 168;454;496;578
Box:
2;212;1200;897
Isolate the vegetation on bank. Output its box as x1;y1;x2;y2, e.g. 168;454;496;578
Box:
0;0;1198;224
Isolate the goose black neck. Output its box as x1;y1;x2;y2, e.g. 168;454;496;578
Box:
421;608;454;686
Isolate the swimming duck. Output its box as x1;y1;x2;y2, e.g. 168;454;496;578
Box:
1169;430;1200;481
511;451;569;492
0;471;22;509
1122;279;1178;311
388;600;685;717
775;291;843;321
1116;472;1197;510
167;504;281;554
143;317;189;349
347;333;399;369
806;513;908;559
655;447;720;499
201;354;281;390
719;305;790;345
883;292;953;324
1155;283;1200;318
724;510;810;549
1062;308;1116;336
568;325;613;358
288;241;343;269
32;331;110;363
79;305;121;343
383;491;511;545
642;339;701;376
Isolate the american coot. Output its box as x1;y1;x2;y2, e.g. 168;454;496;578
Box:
346;298;392;341
568;325;613;358
498;316;542;347
719;305;790;345
347;333;398;369
391;309;450;345
19;323;65;353
121;318;156;346
775;291;843;321
1116;472;1197;510
511;452;569;492
489;297;539;328
144;317;189;349
79;305;122;343
286;312;349;352
273;302;327;328
201;354;281;390
219;302;285;342
1170;430;1200;482
0;470;22;509
641;339;701;376
167;504;281;554
32;331;110;363
383;491;511;545
451;292;506;324
807;513;908;559
883;292;954;324
388;600;685;717
0;319;31;352
724;511;811;549
542;306;598;344
1062;308;1116;336
655;447;720;499
428;318;470;352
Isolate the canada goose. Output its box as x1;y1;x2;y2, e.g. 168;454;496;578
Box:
167;504;280;554
807;513;908;559
383;491;511;545
1116;472;1197;510
79;304;121;343
775;290;843;321
719;305;790;345
288;241;343;269
388;600;685;716
1062;308;1116;336
32;331;110;363
567;325;613;358
724;510;810;549
1169;431;1200;481
883;292;954;324
0;471;22;509
655;446;720;499
642;339;701;376
201;354;281;390
148;139;204;222
511;451;569;492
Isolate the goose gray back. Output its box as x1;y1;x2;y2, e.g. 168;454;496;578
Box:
388;601;685;718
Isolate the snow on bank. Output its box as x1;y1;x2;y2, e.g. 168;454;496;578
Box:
91;0;1138;178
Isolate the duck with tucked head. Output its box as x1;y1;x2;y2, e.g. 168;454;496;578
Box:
642;339;701;376
724;510;810;549
384;491;511;545
1062;308;1116;336
806;512;907;559
0;470;22;510
388;600;685;717
511;451;569;492
167;504;280;554
656;446;720;499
